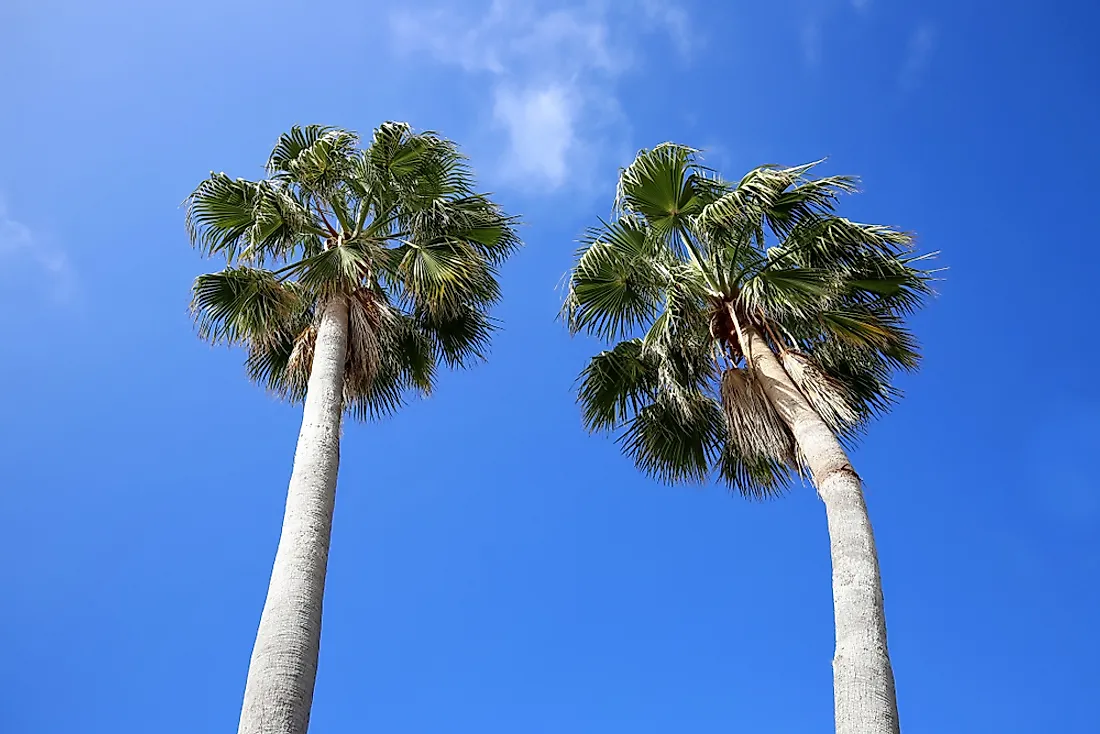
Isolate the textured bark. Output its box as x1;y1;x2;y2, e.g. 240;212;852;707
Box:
742;323;900;734
238;296;349;734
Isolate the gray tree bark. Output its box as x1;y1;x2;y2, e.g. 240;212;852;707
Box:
742;323;900;734
237;295;349;734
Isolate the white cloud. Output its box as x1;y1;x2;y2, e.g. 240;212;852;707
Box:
492;84;577;188
0;199;76;302
899;22;937;91
390;0;691;192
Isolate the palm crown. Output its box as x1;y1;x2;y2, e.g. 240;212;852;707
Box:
565;144;935;497
188;123;520;419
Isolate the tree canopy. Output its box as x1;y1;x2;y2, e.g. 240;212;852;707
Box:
565;144;936;497
187;123;520;420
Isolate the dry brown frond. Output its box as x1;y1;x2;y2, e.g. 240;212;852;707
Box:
780;350;858;431
345;289;383;393
720;367;795;464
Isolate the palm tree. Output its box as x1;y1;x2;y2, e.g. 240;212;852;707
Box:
564;144;935;734
187;123;520;734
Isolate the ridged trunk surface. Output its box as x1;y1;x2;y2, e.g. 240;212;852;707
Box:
743;324;900;734
237;296;349;734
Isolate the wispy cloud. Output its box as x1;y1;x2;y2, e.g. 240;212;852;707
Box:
640;0;693;58
899;22;937;92
0;199;76;302
801;19;823;68
850;0;871;11
390;0;692;192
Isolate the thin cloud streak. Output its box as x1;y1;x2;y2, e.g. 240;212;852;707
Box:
899;22;937;91
0;199;76;303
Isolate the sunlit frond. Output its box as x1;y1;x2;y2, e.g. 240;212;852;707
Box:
817;307;921;371
186;175;320;263
615;143;721;237
417;304;496;369
269;126;359;198
716;442;795;500
191;267;308;345
284;241;376;295
739;266;837;322
565;217;668;340
577;339;656;432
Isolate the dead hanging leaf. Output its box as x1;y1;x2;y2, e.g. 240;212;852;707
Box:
287;324;318;389
780;350;859;431
720;367;796;464
346;290;383;390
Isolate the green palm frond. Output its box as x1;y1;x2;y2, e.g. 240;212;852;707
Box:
577;339;656;432
284;241;376;295
739;266;837;321
817;307;921;370
842;252;936;316
716;443;795;500
417;304;496;369
763;172;859;237
270;126;359;198
774;217;913;272
620;396;721;484
268;125;340;175
389;238;500;315
810;338;904;438
615;143;720;237
191;267;308;345
186;175;321;263
565;217;668;340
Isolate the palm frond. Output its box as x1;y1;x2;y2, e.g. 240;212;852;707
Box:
418;304;496;369
619;396;721;484
191;267;307;345
739;266;837;321
389;237;500;315
565;217;667;340
716;443;795;500
817;307;921;371
270;126;359;196
186;174;321;264
267;125;341;175
777;217;913;272
244;313;314;403
576;339;656;433
810;338;904;439
284;242;376;295
615;143;718;237
697;162;855;241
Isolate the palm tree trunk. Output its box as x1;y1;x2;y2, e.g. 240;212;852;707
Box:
238;295;349;734
741;323;900;734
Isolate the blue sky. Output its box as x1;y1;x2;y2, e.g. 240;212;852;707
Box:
1;0;1098;731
